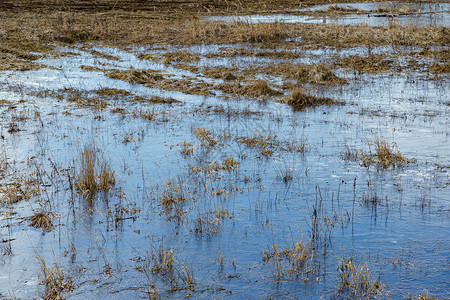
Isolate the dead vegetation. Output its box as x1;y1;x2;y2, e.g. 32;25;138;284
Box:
159;177;187;218
343;138;411;169
0;179;38;204
214;79;282;99
336;257;386;299
407;290;439;300
139;50;201;65
237;131;278;158
332;54;395;73
193;127;218;147
106;69;212;96
263;239;317;281
105;69;164;85
29;212;53;232
278;88;338;111
75;144;115;196
136;244;196;292
36;256;73;300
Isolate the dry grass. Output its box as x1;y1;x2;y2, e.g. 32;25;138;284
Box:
343;138;411;169
202;66;239;81
139;50;201;65
333;54;394;73
221;157;239;171
205;48;304;59
178;140;194;157
337;257;386;299
159;178;187;214
263;239;316;281
36;256;73;300
408;290;439;300
373;138;410;169
29;212;53;232
75;144;115;196
294;63;347;84
278;88;338;111
106;69;212;96
193;212;220;235
141;244;196;291
428;62;450;74
0;179;38;204
214;79;282;99
142;96;180;104
237;131;278;158
193;127;217;147
93;87;131;97
105;69;164;85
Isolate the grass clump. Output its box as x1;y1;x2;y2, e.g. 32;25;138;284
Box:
144;96;180;104
93;88;131;97
237;131;278;158
343;138;411;169
136;244;196;292
428;62;450;74
105;69;164;85
36;256;73;300
295;63;347;84
333;54;393;73
214;79;282;99
279;88;338;111
407;289;439;300
29;212;53;232
159;178;187;218
263;239;316;281
0;179;37;204
336;258;386;299
372;138;410;169
178;140;194;157
75;144;115;197
221;157;239;171
140;50;201;65
193;127;217;147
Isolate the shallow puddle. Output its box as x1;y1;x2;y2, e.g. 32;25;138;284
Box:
210;2;450;27
0;20;449;300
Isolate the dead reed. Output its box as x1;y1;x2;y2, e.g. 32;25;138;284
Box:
337;257;386;299
75;144;115;196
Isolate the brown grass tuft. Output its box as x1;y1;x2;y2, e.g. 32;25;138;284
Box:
295;64;347;84
29;212;53;232
106;69;164;85
36;256;73;300
279;88;338;111
75;144;115;196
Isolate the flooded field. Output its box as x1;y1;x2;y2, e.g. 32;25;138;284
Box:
0;0;449;299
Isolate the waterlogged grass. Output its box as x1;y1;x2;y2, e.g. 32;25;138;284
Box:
0;0;449;299
343;138;411;169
